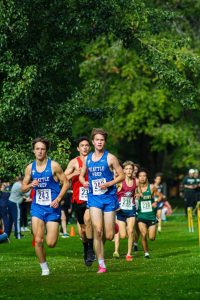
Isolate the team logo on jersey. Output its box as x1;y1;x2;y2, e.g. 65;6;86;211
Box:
32;170;35;175
125;192;132;197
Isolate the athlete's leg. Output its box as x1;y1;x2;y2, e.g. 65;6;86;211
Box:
126;217;135;257
118;219;127;239
89;207;104;261
32;217;46;263
113;219;121;257
61;210;67;235
103;211;116;241
138;222;148;254
133;220;140;251
156;209;162;232
148;224;157;241
84;208;93;239
84;208;95;263
46;221;59;247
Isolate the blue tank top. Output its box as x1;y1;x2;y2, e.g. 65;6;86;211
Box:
31;159;60;207
86;150;116;200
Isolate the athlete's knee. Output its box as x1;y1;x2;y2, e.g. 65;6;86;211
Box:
105;231;114;241
127;229;133;237
35;236;44;246
120;233;126;239
46;240;57;248
94;226;103;238
61;215;66;222
141;232;147;239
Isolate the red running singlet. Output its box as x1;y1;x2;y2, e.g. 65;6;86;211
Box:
72;157;88;205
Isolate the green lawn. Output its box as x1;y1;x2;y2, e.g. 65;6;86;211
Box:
1;212;200;300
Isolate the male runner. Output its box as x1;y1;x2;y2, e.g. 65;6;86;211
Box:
65;136;95;266
113;161;137;261
153;173;165;233
135;168;162;258
22;137;69;275
79;128;125;273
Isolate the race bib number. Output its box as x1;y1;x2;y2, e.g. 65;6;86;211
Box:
141;200;152;213
79;187;88;201
135;199;139;210
92;178;107;195
120;197;133;210
36;189;51;206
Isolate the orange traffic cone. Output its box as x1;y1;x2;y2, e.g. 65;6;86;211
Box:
70;226;76;237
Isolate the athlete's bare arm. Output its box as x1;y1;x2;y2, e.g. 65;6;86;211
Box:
50;161;69;208
64;158;80;180
79;158;89;188
21;164;39;193
100;154;125;190
150;184;163;208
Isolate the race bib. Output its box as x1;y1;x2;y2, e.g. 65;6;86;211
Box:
36;189;51;206
92;178;108;195
135;199;139;210
120;197;133;210
141;200;152;213
79;187;88;201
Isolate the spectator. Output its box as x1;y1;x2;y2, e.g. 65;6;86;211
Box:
0;182;10;235
7;176;30;239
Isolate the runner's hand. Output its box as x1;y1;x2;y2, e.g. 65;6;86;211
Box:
99;182;110;190
31;180;39;188
152;202;157;208
50;198;59;208
83;181;89;188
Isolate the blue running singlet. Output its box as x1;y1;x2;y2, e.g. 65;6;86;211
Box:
30;159;61;222
86;151;118;212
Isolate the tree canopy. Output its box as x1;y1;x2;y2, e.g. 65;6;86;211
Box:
0;0;200;179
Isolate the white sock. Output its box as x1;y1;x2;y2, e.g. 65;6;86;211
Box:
145;252;149;256
40;262;49;271
98;259;106;268
134;242;138;246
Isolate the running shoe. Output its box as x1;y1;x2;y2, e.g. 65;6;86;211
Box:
24;227;30;232
126;255;133;261
83;253;92;267
133;244;138;252
41;269;50;276
113;251;120;258
85;249;95;266
61;233;70;238
97;266;107;274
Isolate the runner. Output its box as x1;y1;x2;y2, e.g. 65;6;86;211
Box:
133;163;140;252
182;169;197;214
22;137;69;276
135;168;162;258
194;169;200;208
65;136;95;266
79;128;125;273
113;161;136;261
153;173;165;233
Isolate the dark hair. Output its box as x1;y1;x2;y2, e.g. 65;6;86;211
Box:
32;137;50;151
76;136;90;147
91;128;108;141
134;163;140;170
137;167;150;179
155;172;163;178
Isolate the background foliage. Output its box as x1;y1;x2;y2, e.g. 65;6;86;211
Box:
0;0;200;179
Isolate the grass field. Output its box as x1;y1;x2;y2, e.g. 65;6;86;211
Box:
1;210;200;300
